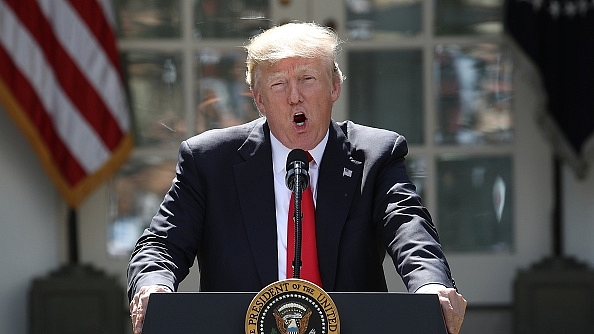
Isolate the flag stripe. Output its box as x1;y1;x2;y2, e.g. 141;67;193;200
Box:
66;0;120;72
0;2;111;174
38;0;129;133
38;0;130;132
0;46;86;186
96;0;117;28
4;0;125;151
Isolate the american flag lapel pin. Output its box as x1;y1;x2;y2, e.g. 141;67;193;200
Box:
343;167;352;177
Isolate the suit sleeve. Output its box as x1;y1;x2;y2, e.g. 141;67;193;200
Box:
375;134;454;292
126;140;204;301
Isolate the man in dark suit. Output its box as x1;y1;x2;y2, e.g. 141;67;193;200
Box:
128;22;466;334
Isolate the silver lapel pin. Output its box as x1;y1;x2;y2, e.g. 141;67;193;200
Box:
343;167;352;177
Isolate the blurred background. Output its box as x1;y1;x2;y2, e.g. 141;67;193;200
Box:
1;0;593;333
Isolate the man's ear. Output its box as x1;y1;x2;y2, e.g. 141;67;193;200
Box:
252;90;266;116
331;80;341;102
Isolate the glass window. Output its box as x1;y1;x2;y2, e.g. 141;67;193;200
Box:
108;156;177;257
113;0;181;39
110;0;517;265
348;50;424;144
437;155;513;252
434;43;513;145
194;49;260;133
435;0;504;36
109;0;271;258
405;156;427;201
346;0;422;40
122;52;186;149
193;0;271;39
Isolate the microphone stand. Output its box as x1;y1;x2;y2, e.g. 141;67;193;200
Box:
291;167;304;279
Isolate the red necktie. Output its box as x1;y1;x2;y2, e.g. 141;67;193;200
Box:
286;153;322;287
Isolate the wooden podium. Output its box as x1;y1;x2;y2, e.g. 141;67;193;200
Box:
142;291;447;333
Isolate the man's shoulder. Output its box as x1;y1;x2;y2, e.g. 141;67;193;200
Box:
334;120;403;142
185;118;265;148
330;120;408;159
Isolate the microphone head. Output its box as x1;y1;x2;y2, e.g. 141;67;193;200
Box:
285;149;310;192
286;149;309;171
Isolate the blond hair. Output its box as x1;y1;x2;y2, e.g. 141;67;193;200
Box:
244;22;344;90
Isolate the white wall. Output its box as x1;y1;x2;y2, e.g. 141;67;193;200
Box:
0;108;62;334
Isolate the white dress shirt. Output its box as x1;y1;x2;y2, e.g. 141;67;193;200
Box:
270;130;329;280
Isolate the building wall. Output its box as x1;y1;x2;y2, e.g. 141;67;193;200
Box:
0;109;62;334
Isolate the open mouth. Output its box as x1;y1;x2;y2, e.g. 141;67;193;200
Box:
293;113;307;126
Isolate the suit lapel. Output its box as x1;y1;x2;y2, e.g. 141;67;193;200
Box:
233;120;278;287
316;121;363;290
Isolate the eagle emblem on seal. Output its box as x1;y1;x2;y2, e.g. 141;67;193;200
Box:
273;302;314;334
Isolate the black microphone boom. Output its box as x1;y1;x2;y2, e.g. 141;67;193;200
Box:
285;149;310;192
285;149;310;279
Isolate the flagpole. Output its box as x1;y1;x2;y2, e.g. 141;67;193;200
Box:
67;207;79;264
552;156;562;257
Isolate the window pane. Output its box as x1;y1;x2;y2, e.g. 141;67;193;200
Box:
406;156;427;201
346;0;422;40
437;155;513;252
194;49;260;133
348;50;424;144
108;156;177;257
193;0;270;39
122;52;186;148
435;0;503;36
434;43;513;145
113;0;181;39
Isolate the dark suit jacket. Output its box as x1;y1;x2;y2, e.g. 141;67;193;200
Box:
127;118;454;300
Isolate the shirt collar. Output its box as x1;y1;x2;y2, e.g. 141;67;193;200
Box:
270;130;329;174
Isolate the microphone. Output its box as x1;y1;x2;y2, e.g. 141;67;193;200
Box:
285;149;310;193
285;149;310;279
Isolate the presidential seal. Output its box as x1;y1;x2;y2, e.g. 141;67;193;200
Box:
245;279;340;334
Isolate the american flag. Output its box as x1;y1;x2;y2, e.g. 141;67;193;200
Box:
0;0;132;207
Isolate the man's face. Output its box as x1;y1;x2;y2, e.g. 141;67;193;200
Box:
252;57;341;150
